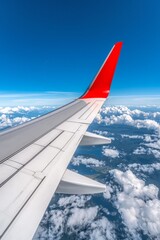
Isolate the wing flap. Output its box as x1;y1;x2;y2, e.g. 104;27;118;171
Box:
56;169;106;194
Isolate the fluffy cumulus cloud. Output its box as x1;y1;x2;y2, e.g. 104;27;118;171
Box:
104;115;160;133
0;114;12;128
110;169;160;239
102;147;119;158
97;105;160;163
72;156;104;167
103;185;113;199
0;106;36;114
97;106;160;134
89;217;115;240
100;105;160;119
142;136;160;159
0;105;56;130
34;195;115;240
0;105;55;114
58;195;91;208
0;114;31;129
67;206;98;227
99;106;139;116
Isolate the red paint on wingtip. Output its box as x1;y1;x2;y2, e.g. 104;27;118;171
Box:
81;42;123;99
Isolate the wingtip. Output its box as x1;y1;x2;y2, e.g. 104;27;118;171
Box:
112;42;123;55
81;42;123;99
115;41;123;46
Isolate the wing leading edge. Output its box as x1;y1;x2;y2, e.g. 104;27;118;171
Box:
0;42;122;240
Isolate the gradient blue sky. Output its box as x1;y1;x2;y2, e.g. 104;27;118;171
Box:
0;0;160;105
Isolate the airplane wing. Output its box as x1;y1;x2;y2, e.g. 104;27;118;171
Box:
0;42;122;240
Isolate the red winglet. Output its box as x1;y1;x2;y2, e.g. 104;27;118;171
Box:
81;42;123;99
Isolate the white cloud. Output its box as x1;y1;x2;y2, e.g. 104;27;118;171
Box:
103;147;119;158
34;194;115;240
13;116;31;124
0;114;12;128
152;111;160;118
100;105;160;119
135;119;160;132
33;208;67;240
121;134;144;139
144;134;155;142
97;106;160;134
110;169;160;238
128;130;160;159
0;114;31;129
34;195;91;240
89;217;115;240
58;195;91;208
141;135;160;159
0;105;57;130
67;206;98;227
144;139;160;150
72;156;104;167
110;169;159;199
103;114;160;133
0;106;36;114
93;130;115;140
104;114;133;125
93;130;109;136
149;148;160;159
128;163;160;174
96;112;102;123
133;146;160;159
100;106;150;118
103;185;113;199
133;147;147;155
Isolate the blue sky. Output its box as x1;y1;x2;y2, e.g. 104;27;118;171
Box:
0;0;160;105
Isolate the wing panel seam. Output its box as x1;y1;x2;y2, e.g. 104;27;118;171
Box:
0;131;64;188
78;101;96;119
0;177;45;239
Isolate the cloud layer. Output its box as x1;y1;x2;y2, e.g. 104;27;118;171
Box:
72;156;104;167
102;147;119;158
111;169;160;239
34;195;115;240
1;104;160;239
97;106;160;134
0;105;55;129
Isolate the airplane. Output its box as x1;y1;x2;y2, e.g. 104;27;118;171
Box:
0;42;122;240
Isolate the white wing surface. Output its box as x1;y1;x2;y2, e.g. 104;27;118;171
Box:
0;42;122;240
